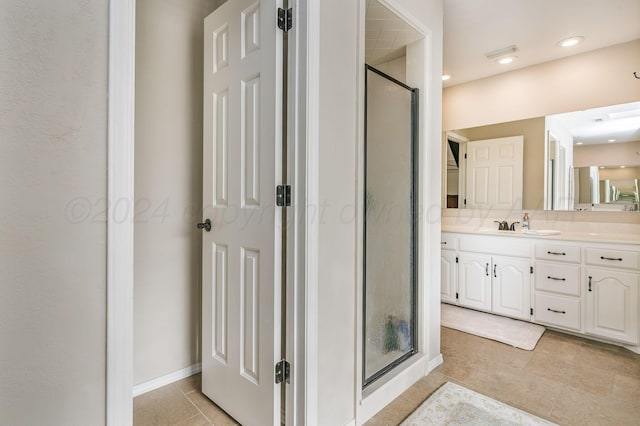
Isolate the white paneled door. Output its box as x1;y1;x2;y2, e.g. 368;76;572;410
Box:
201;1;282;425
465;136;524;209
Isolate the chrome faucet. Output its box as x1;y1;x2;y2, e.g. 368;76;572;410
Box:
494;220;509;231
494;220;520;231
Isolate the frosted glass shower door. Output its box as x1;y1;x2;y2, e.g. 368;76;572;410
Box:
363;65;418;386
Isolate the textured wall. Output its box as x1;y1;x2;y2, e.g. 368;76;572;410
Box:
0;0;109;424
134;0;219;385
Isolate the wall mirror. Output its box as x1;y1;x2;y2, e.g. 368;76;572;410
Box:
445;101;640;212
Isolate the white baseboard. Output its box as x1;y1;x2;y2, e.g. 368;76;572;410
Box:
132;364;201;397
428;353;444;372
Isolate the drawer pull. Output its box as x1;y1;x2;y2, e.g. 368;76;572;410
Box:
588;276;592;292
547;308;566;314
547;251;566;256
547;276;566;281
494;264;497;278
600;256;623;261
485;263;489;276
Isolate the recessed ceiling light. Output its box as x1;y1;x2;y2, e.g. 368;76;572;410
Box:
558;36;584;48
608;139;616;143
620;165;626;168
576;142;584;145
498;56;515;65
599;166;605;169
442;74;451;81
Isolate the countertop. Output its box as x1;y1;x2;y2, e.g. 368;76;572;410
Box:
442;225;640;245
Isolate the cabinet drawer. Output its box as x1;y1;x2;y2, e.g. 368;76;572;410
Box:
441;234;458;251
534;262;580;296
534;293;581;331
535;243;581;263
585;248;639;270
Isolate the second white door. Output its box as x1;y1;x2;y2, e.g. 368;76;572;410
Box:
201;1;283;425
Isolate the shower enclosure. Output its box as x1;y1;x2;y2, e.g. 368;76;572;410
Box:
363;65;418;386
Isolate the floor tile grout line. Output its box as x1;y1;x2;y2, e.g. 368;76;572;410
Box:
183;392;214;425
174;412;210;426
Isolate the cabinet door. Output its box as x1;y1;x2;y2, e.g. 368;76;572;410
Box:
441;251;458;304
492;256;531;320
458;253;492;311
585;268;639;345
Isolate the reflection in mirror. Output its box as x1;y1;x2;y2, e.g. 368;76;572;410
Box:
551;101;640;211
445;135;465;208
444;101;640;212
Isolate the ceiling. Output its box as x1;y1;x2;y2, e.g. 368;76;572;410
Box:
366;0;640;147
550;101;640;146
443;0;640;88
365;0;422;65
367;1;640;84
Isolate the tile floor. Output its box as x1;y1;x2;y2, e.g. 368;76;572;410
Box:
134;327;640;425
367;327;640;425
133;374;238;425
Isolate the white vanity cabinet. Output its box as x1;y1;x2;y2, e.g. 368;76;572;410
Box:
455;233;532;320
440;235;458;304
442;230;640;352
585;248;639;345
533;243;582;331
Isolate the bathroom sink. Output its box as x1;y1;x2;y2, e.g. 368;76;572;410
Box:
521;229;561;236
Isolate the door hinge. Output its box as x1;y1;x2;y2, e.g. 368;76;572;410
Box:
275;359;290;384
530;308;533;316
276;185;291;207
455;292;459;299
456;256;459;263
530;266;534;274
277;8;293;32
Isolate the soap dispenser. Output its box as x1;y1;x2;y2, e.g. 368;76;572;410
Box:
522;212;530;230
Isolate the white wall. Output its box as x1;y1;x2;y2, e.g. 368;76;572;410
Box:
315;0;443;424
574;140;640;167
443;39;640;131
316;1;360;423
401;0;444;371
374;56;407;81
0;0;108;424
134;0;220;385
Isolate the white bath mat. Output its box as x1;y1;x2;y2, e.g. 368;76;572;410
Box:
400;382;556;425
441;304;545;350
